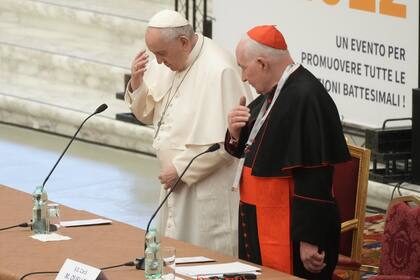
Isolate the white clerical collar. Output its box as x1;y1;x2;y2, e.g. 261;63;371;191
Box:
184;33;203;70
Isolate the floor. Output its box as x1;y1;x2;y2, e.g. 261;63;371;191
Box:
0;122;161;229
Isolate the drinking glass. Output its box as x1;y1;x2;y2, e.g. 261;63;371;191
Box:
47;203;60;232
161;246;176;280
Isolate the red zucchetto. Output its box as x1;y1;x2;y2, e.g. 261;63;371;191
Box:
247;25;288;50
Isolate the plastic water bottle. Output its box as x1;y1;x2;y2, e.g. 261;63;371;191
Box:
32;185;49;234
144;228;162;279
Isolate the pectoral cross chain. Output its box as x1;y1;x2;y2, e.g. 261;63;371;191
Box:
154;120;164;139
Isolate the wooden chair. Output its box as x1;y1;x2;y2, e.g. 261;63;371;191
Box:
332;144;371;280
335;195;420;279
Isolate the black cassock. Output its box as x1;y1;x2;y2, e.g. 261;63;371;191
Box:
225;66;350;279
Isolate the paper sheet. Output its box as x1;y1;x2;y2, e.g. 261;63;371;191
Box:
31;232;71;242
176;256;215;264
175;261;260;277
60;218;112;227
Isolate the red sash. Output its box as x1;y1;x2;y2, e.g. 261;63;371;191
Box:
240;166;294;273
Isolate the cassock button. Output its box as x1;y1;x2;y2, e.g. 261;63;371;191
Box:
242;223;246;227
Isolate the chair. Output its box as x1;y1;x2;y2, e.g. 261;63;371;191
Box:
335;195;420;279
332;144;371;280
372;195;420;279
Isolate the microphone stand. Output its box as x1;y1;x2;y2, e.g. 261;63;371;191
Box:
135;143;220;270
32;104;108;234
41;104;108;192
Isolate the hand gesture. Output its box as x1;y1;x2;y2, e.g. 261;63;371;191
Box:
227;96;250;140
299;241;326;274
130;50;149;91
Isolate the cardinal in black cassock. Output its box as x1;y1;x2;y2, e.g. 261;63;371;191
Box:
225;25;351;280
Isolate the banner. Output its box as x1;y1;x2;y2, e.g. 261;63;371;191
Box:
213;0;418;128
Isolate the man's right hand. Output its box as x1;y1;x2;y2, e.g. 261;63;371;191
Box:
299;241;326;274
130;50;149;91
227;96;250;140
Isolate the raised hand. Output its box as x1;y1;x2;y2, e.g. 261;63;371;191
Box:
130;50;149;91
227;96;250;140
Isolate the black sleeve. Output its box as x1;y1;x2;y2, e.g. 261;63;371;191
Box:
291;166;340;247
224;128;249;158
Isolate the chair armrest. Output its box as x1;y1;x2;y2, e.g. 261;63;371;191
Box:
360;265;379;273
341;219;358;233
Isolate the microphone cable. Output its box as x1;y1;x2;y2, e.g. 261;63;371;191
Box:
19;271;58;280
19;261;135;279
0;222;30;231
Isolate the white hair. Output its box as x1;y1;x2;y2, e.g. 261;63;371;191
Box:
151;25;195;42
241;35;289;61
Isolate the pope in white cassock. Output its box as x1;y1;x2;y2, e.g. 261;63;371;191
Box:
125;10;252;256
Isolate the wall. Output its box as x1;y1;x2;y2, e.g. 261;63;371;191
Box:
213;0;418;128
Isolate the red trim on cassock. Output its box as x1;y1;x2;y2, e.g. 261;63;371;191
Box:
293;194;335;204
282;163;329;170
240;166;294;274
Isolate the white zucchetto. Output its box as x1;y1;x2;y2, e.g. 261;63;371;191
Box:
148;9;189;28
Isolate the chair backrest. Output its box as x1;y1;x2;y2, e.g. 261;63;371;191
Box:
333;144;371;264
379;195;420;277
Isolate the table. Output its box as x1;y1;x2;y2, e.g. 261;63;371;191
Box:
0;185;300;280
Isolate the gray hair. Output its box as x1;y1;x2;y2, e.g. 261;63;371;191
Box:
241;36;289;61
153;25;195;42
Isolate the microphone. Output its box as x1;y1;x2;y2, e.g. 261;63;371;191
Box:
206;143;221;153
41;103;108;191
94;103;108;114
135;143;221;270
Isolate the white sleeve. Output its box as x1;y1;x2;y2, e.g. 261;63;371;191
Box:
172;143;233;186
124;80;154;125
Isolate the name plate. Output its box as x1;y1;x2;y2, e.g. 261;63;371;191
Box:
56;258;103;280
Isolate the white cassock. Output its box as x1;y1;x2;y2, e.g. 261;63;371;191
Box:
125;33;253;256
